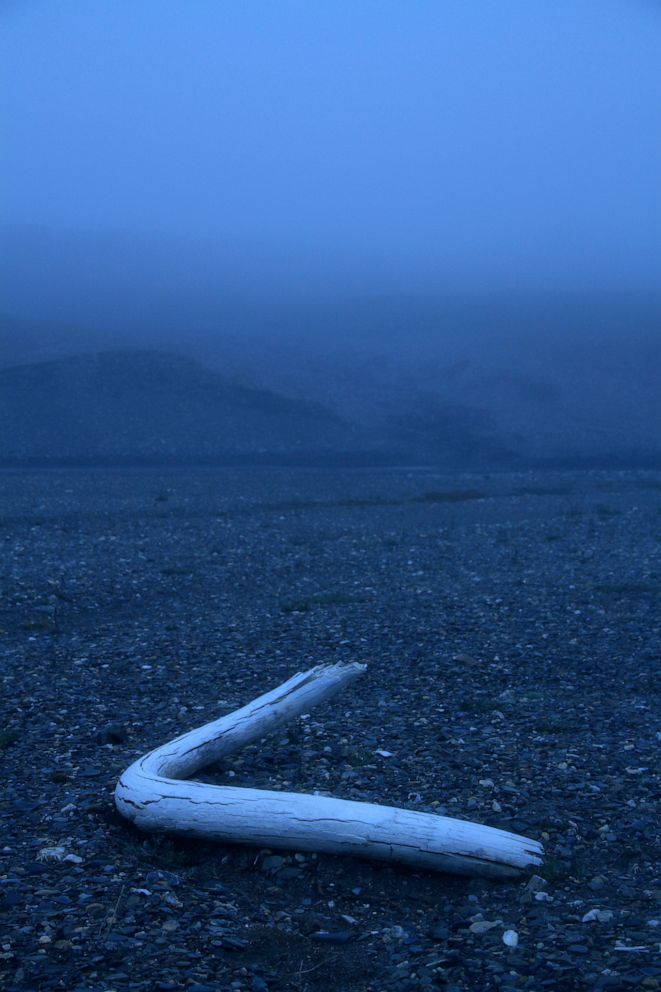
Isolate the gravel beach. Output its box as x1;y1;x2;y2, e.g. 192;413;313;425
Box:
1;466;659;992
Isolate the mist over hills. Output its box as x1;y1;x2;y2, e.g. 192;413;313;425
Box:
0;350;367;464
2;0;660;472
1;292;659;468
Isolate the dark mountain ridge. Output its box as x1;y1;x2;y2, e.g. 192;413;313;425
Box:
0;351;369;464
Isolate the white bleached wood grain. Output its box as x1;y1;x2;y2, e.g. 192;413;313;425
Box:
115;663;543;878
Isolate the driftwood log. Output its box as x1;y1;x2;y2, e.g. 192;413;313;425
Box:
115;662;543;878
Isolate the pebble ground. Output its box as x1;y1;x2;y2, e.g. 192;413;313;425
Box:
1;466;659;992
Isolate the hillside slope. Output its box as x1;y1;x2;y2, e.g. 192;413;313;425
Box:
0;351;365;463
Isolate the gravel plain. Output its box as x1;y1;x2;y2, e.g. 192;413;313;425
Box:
1;466;660;992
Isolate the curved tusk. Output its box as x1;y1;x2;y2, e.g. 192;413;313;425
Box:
115;663;543;878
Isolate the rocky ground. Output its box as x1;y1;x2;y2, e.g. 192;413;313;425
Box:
1;466;659;992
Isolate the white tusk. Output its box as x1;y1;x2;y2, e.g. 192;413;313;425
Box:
115;663;543;878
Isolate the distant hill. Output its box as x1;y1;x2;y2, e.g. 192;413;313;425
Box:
0;351;370;464
1;303;660;467
378;331;661;466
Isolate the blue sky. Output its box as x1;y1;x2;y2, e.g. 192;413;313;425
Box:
2;0;660;294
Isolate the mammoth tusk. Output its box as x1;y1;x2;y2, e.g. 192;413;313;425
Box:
115;663;543;878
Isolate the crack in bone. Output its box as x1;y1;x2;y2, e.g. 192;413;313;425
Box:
115;663;543;877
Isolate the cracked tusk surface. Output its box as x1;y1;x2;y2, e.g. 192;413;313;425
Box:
115;663;543;879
